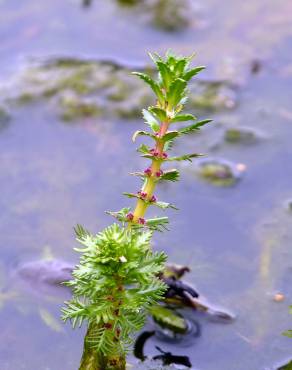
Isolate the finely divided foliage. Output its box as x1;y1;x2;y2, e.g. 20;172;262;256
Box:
62;224;166;355
62;52;211;362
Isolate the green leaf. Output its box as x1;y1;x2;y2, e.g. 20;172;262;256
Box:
148;51;162;64
164;139;175;151
141;153;160;160
61;299;87;329
179;119;212;135
132;130;156;142
183;66;205;81
137;144;150;154
132;72;164;105
123;192;139;199
170;113;197;123
74;224;90;241
161;131;179;143
149;107;168;122
130;171;145;178
166;78;187;108
154;201;178;210
167;153;203;162
142;109;160;132
106;207;132;222
62;223;167;354
146;217;169;232
156;61;173;90
160;169;180;182
173;59;188;76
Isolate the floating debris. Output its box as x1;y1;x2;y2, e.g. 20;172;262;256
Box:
116;0;192;31
58;92;101;121
3;58;151;122
273;293;285;302
145;0;191;31
1;58;239;122
189;81;238;112
196;158;245;186
224;127;260;145
149;305;188;334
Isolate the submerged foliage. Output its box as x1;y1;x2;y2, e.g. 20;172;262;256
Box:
62;51;210;369
62;224;166;355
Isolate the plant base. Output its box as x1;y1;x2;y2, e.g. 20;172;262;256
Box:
79;324;126;370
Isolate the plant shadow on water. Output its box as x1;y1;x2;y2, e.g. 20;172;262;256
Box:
1;0;292;369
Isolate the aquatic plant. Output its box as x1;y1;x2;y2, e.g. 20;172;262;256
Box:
62;52;211;370
283;307;292;338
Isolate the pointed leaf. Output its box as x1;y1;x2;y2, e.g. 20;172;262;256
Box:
156;61;173;90
154;201;178;210
149;107;168;122
179;119;212;135
170;113;197;123
164;139;175;151
132;130;156;142
142;109;160;132
141;154;160;160
161;131;179;143
132;72;164;104
174;58;188;76
137;144;150;154
130;171;145;178
167;153;203;162
123;192;139;199
106;207;132;222
160;169;180;182
167;78;187;108
146;217;169;232
183;66;205;81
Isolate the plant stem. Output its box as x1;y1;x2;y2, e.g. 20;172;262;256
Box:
133;120;170;222
79;323;126;370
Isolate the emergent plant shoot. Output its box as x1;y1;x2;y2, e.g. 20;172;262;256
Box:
62;51;211;370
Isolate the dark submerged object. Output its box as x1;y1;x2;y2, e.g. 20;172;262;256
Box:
164;277;199;301
161;264;234;322
153;346;192;368
82;0;92;7
134;331;192;368
134;331;155;361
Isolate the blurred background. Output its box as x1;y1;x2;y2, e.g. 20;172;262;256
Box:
0;0;292;369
